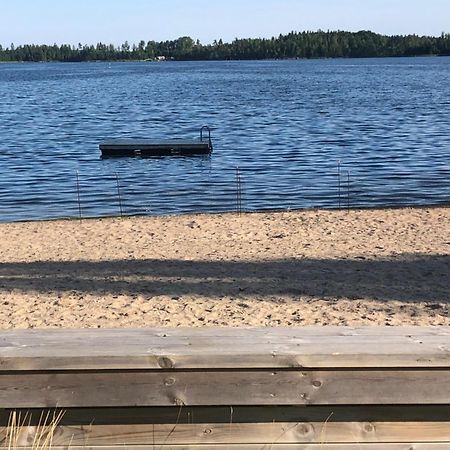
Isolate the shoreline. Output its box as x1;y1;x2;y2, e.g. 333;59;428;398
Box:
0;206;448;329
0;54;448;65
3;202;450;226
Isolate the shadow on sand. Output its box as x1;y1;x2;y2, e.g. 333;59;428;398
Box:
0;254;448;303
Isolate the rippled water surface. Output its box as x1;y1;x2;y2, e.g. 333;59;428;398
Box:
0;58;449;221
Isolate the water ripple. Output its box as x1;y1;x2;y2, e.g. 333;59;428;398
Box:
0;58;449;222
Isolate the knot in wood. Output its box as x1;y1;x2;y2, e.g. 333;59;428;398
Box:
298;423;313;436
299;392;309;401
158;356;174;369
312;380;322;388
164;377;176;386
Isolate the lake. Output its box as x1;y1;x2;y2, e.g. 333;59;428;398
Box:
0;57;449;222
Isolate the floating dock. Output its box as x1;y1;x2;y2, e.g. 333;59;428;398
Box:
100;125;213;157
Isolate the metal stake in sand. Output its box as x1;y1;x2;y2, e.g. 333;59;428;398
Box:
116;172;123;218
76;171;82;221
236;166;242;216
337;160;341;210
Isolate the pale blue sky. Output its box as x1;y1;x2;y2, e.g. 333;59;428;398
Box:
1;0;449;47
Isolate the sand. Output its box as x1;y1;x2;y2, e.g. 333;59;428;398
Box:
0;207;448;329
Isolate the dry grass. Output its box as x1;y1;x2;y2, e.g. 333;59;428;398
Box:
5;410;65;450
2;408;338;449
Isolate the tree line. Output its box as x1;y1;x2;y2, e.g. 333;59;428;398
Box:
1;30;449;62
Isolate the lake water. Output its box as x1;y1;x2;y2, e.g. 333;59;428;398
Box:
0;57;449;222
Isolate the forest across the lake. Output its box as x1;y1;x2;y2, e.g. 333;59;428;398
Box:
1;30;450;62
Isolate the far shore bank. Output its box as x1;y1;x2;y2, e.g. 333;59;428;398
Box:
0;206;448;329
1;54;448;64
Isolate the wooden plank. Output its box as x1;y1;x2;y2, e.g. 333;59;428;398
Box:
1;369;449;408
100;139;209;146
0;327;449;371
2;327;447;340
2;443;450;449
2;422;450;446
99;139;212;157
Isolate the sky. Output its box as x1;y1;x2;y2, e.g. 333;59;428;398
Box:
1;0;449;47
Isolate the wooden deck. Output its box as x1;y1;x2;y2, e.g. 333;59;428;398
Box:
0;327;449;448
99;139;212;157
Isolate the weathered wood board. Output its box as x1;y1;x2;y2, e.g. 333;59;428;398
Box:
2;421;450;446
2;445;450;450
0;327;449;448
0;327;449;370
0;369;449;407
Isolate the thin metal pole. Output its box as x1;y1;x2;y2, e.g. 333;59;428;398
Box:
236;166;239;215
76;171;82;221
239;169;242;215
116;172;123;217
239;170;243;215
337;160;341;210
236;166;242;216
347;171;350;213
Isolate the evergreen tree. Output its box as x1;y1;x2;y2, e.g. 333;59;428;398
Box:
1;31;449;62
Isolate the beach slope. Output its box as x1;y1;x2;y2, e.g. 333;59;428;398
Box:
0;207;448;328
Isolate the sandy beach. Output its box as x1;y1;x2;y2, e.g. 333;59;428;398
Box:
0;207;448;329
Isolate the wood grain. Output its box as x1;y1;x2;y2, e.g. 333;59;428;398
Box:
1;327;449;448
0;327;449;370
0;369;449;408
2;421;450;446
1;444;450;449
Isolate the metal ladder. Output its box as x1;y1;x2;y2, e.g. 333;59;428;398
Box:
200;125;213;151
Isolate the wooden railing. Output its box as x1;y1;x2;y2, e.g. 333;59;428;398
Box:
0;327;449;448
